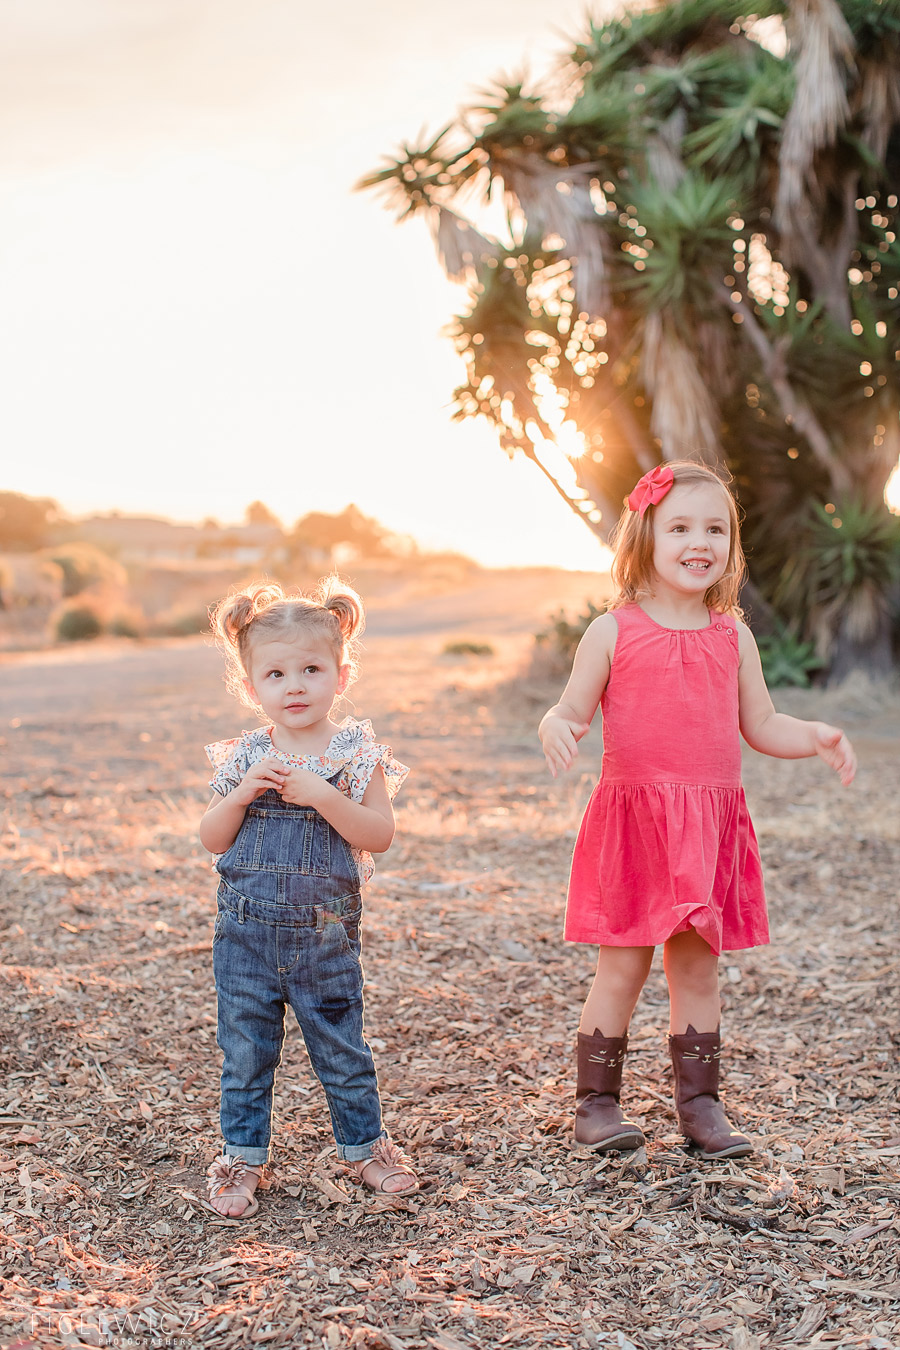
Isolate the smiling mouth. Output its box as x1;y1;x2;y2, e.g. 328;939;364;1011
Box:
682;559;711;572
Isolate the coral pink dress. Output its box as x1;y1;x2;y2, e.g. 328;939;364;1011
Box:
565;604;768;954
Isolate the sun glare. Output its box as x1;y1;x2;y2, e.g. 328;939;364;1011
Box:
531;370;586;459
885;458;900;514
519;372;614;569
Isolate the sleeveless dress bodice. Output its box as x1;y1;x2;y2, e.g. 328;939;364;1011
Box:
565;604;768;954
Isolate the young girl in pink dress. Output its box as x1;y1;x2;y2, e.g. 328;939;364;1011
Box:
539;461;856;1159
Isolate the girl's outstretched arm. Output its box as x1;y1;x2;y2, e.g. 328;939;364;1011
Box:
539;612;618;777
737;624;856;785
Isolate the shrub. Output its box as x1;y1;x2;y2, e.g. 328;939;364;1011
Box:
55;602;103;642
41;542;126;597
755;623;824;688
150;606;212;637
442;639;494;657
772;499;900;663
106;607;146;639
536;601;605;662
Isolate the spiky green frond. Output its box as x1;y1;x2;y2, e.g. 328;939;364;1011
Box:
622;172;740;308
577;1;785;82
838;0;900;49
681;65;791;170
773;498;900;626
355;126;483;219
556;76;642;163
641;45;757;118
470;83;554;149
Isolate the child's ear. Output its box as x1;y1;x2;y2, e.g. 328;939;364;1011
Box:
337;663;351;694
243;676;259;704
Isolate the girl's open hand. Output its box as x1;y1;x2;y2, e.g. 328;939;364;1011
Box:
232;756;288;804
540;715;592;778
814;723;856;786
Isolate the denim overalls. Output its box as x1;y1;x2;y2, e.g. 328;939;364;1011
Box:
213;777;385;1165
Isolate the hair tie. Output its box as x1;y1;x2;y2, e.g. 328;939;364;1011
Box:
627;465;674;517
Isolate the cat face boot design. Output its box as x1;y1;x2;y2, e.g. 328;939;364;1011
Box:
574;1030;645;1152
668;1024;752;1159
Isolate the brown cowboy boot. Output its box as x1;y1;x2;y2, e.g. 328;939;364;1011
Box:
574;1030;645;1152
669;1025;752;1159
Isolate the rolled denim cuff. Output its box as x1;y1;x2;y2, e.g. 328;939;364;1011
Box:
224;1143;268;1167
334;1130;388;1163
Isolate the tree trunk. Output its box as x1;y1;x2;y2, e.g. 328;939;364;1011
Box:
826;608;897;685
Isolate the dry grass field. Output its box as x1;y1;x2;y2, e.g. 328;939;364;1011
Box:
0;568;898;1350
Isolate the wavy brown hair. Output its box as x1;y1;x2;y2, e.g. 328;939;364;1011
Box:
609;460;746;618
212;576;365;712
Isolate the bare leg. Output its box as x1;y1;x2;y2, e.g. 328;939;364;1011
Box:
579;946;655;1036
663;929;720;1033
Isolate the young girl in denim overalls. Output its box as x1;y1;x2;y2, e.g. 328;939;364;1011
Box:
200;578;417;1217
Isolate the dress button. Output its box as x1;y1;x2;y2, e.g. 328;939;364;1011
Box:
715;623;723;630
726;627;733;635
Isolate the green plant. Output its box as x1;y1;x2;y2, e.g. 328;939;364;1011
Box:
150;606;212;637
55;602;103;642
42;542;126;597
365;1;900;679
773;499;900;663
755;623;824;688
106;608;146;639
537;601;605;661
442;639;495;656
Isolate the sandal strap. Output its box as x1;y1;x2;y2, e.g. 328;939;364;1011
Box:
206;1154;263;1199
208;1179;257;1202
357;1138;418;1193
359;1157;415;1182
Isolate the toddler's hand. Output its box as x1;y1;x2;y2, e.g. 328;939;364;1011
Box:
540;715;591;778
277;766;328;807
814;723;856;786
233;757;288;805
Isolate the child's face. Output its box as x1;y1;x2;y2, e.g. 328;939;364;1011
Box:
650;481;731;598
243;631;349;735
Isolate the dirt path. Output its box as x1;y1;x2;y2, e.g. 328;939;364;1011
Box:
0;619;898;1350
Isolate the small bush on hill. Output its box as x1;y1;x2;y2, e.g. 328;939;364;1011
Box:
536;601;605;662
55;602;103;642
41;542;126;597
150;606;211;637
106;607;147;639
443;640;494;657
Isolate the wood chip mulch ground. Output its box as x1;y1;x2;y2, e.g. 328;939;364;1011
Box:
0;631;898;1350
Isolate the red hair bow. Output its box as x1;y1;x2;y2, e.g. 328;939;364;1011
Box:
627;464;674;517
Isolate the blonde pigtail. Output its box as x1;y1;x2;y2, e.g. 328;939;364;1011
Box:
319;576;365;642
214;593;253;649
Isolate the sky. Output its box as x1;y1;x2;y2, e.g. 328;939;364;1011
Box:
0;0;618;570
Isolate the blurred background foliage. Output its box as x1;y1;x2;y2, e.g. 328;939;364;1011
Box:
0;492;420;648
364;0;900;680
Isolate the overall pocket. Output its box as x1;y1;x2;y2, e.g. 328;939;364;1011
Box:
232;806;332;877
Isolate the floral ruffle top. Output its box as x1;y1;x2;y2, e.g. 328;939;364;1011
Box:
204;717;408;884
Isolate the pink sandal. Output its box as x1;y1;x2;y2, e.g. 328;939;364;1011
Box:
352;1138;419;1195
206;1154;263;1218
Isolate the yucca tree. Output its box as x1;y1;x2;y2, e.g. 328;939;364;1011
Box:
362;0;900;677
